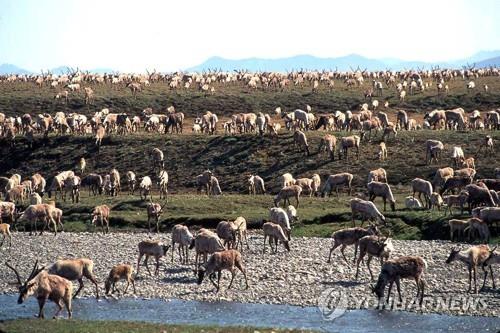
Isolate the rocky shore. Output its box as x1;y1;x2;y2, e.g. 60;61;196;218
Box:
0;232;498;317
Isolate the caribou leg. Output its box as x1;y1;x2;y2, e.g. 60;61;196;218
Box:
73;278;85;299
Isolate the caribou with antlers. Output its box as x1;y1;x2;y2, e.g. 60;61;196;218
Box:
5;260;73;319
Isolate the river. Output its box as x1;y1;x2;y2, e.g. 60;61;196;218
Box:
0;295;498;332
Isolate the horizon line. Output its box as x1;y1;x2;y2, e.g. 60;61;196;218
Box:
2;50;500;74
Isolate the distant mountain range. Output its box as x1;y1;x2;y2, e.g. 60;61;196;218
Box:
0;63;32;75
0;64;115;75
2;51;500;74
476;56;500;68
186;51;500;72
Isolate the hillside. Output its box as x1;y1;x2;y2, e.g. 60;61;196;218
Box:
1;77;500;121
2;130;499;194
0;80;499;241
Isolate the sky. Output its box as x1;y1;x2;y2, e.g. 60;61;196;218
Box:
0;0;499;72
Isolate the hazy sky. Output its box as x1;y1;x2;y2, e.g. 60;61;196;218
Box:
1;0;499;72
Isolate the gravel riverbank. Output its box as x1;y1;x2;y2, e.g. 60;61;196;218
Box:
0;232;498;317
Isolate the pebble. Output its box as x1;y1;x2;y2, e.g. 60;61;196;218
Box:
0;232;498;317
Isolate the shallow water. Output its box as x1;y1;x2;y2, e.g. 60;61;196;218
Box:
0;294;498;333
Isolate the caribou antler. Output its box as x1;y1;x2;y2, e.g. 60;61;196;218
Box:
26;260;42;282
5;261;22;285
6;259;44;286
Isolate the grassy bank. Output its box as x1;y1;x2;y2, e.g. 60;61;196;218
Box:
0;319;313;333
10;192;498;243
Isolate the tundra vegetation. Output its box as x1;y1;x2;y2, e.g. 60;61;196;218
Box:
0;68;499;320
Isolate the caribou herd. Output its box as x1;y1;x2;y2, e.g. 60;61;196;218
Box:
0;67;499;319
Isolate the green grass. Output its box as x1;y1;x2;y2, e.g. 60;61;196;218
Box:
11;192;498;243
0;319;314;333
